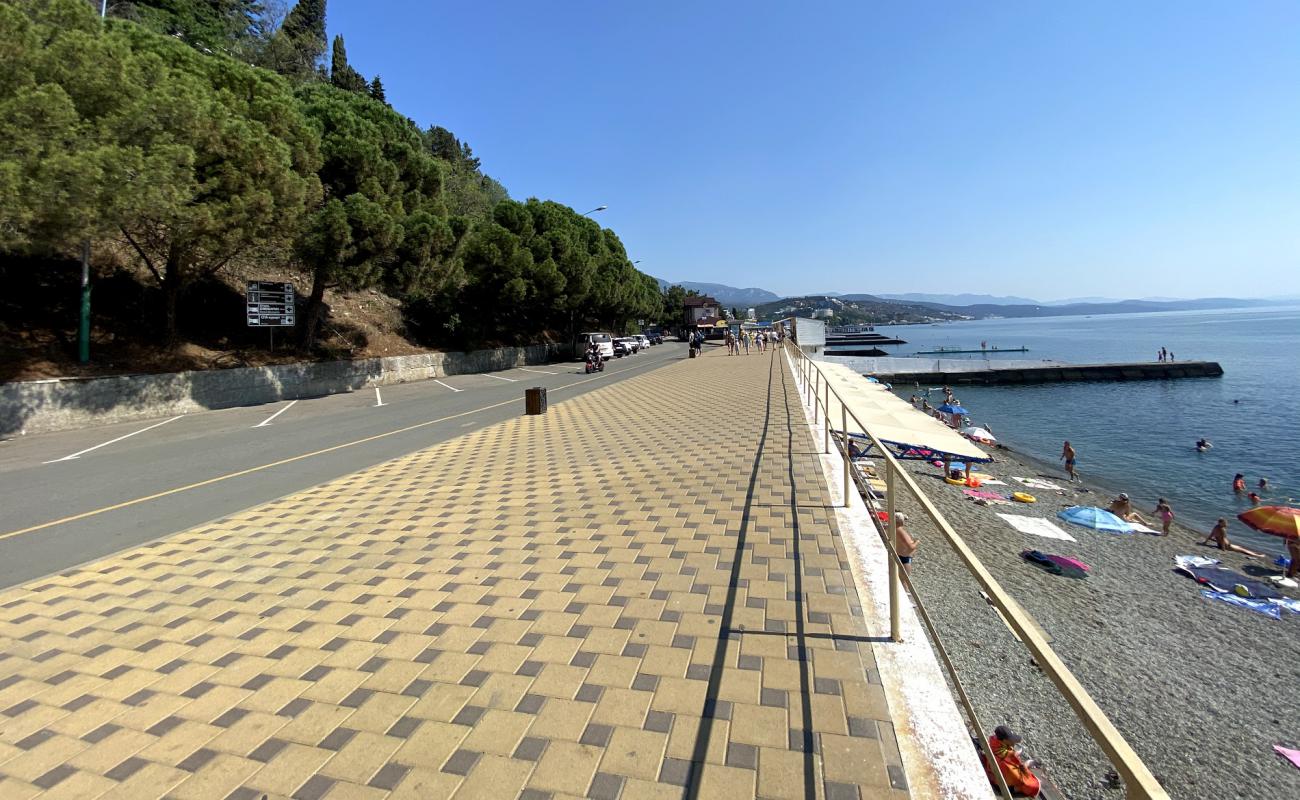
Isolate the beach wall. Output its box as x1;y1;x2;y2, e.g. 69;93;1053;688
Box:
0;343;563;436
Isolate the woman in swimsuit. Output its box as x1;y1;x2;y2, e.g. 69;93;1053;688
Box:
1204;518;1265;558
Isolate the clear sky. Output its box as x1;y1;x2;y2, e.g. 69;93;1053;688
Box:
329;1;1300;301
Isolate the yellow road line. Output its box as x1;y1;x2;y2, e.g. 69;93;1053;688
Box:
0;354;674;542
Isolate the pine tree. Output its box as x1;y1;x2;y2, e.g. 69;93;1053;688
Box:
369;75;387;104
267;0;327;79
329;34;367;92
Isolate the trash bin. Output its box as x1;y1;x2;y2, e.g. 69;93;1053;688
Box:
525;386;547;415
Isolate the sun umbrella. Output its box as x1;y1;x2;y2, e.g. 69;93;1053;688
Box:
937;403;967;414
1236;506;1300;539
961;426;997;442
1057;506;1133;534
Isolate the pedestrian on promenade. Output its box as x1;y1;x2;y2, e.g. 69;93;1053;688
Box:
1153;498;1174;535
724;330;735;355
742;332;750;354
1060;440;1078;482
1204;518;1265;558
894;513;917;574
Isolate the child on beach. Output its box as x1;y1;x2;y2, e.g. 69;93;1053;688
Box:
1203;518;1266;558
1153;499;1174;535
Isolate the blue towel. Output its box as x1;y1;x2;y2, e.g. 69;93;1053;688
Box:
1200;590;1282;619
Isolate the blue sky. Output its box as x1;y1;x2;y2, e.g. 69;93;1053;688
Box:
329;1;1300;301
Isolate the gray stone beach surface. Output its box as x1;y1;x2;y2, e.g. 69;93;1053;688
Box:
892;446;1300;800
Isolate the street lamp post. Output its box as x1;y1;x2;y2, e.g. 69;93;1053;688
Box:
79;1;108;364
582;205;607;217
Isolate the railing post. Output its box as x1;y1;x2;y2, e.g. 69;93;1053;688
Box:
842;404;850;508
823;380;830;454
887;461;901;642
813;372;819;425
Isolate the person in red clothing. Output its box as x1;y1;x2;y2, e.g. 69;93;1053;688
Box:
984;726;1041;797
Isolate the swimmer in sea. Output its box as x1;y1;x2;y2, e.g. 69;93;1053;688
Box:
1196;438;1212;452
1232;473;1246;494
1203;518;1265;558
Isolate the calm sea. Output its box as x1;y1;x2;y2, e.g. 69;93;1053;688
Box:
824;306;1300;556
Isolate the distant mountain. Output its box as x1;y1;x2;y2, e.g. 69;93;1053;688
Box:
755;294;965;325
878;292;1040;306
883;296;1275;319
1043;296;1119;305
655;279;780;308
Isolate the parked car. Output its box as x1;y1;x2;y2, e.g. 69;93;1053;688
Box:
575;331;614;360
613;337;639;356
635;334;652;350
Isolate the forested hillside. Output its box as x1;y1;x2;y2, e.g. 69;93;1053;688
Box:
0;0;672;378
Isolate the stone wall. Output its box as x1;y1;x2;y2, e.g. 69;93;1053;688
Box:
1;343;563;436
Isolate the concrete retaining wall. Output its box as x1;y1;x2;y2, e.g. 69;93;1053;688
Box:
1;343;564;437
865;360;1224;386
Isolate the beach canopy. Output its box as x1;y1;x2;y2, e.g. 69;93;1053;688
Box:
815;362;990;463
1236;506;1300;539
937;403;968;414
1057;506;1133;533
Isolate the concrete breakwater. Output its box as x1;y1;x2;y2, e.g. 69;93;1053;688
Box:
869;359;1223;385
1;342;562;436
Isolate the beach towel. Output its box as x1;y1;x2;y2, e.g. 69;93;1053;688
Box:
1200;590;1282;619
1013;477;1065;491
964;489;1008;500
1273;745;1300;771
1021;549;1089;578
1174;555;1219;571
997;513;1077;542
1174;564;1282;599
976;477;1008;486
1270;596;1300;615
1127;522;1161;534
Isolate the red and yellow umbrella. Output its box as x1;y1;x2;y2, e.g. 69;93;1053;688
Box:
1236;506;1300;540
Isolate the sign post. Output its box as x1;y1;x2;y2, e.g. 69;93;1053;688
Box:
246;281;296;351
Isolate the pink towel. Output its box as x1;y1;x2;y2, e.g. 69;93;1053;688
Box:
963;489;1007;500
1276;745;1300;770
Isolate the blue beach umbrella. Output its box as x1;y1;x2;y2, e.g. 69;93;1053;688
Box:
937;403;967;414
1057;506;1134;534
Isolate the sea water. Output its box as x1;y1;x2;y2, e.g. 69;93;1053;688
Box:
824;306;1300;556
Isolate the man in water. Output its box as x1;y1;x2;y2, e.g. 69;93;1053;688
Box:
1204;518;1265;558
1196;438;1212;452
1060;441;1078;482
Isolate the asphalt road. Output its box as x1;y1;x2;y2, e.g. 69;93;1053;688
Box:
0;343;687;590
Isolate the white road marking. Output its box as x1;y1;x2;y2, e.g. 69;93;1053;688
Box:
433;380;462;393
482;373;518;382
45;415;185;463
373;387;385;407
253;400;298;428
517;367;558;375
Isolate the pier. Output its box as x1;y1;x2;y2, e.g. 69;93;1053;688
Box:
866;359;1224;385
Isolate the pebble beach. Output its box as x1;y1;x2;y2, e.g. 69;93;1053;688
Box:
891;443;1300;800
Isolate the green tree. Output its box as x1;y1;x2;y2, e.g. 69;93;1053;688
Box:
329;34;366;92
294;83;443;347
262;0;325;80
116;1;270;56
368;75;386;104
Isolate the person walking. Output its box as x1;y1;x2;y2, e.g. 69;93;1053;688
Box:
1153;498;1174;535
742;331;750;355
894;513;917;575
1060;440;1078;482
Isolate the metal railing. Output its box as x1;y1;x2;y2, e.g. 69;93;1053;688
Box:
780;332;1169;800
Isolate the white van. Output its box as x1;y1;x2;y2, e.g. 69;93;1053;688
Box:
576;332;614;361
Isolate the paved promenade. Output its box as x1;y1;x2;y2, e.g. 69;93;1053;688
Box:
0;346;910;799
